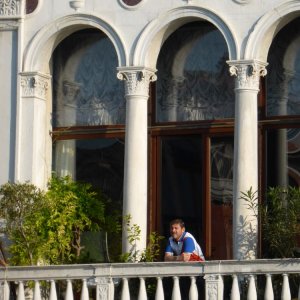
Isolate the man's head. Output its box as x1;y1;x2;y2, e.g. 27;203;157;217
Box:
169;219;185;241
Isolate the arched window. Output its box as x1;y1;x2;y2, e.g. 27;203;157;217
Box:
26;0;38;14
150;22;235;260
264;17;300;188
52;29;125;207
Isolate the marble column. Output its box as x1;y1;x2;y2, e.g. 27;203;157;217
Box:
117;67;156;254
18;72;51;188
227;60;267;259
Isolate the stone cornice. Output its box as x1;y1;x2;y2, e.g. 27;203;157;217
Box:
227;60;268;91
117;67;157;98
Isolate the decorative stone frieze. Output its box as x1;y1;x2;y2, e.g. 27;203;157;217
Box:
227;60;268;91
20;72;51;101
0;0;21;16
117;67;157;97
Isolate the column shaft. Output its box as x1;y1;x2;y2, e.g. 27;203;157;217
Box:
118;67;156;254
228;60;267;259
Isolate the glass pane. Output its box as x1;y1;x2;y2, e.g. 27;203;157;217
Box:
266;128;300;187
53;30;125;127
160;136;203;244
156;22;234;122
53;138;124;204
210;136;233;259
267;18;300;116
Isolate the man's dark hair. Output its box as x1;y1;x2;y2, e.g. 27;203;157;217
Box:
169;218;185;228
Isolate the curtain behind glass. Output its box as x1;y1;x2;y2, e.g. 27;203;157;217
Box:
267;17;300;116
156;22;234;122
53;29;125;127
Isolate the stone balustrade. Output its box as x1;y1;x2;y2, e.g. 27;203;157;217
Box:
0;259;299;299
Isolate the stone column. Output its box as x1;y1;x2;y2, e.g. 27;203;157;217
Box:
18;72;51;188
227;60;267;260
117;67;156;254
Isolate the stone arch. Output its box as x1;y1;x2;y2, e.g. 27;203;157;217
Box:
23;13;127;73
133;6;238;68
245;0;300;61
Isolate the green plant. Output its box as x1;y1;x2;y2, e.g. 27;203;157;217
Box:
120;215;164;263
0;182;46;265
0;176;109;265
241;186;300;258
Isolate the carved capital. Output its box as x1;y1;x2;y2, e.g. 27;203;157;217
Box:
117;67;157;98
0;0;21;16
227;60;268;91
20;72;51;101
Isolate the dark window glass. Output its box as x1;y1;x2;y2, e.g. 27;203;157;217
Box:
210;136;233;260
156;22;234;122
266;128;300;187
53;138;124;204
266;18;300;116
122;0;142;5
160;136;203;242
26;0;38;14
52;29;125;127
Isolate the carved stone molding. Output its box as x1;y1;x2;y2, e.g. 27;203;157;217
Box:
0;20;19;30
20;72;51;101
204;274;223;300
0;0;21;16
117;67;157;98
95;277;113;300
227;60;268;91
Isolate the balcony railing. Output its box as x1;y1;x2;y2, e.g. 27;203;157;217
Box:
0;259;300;300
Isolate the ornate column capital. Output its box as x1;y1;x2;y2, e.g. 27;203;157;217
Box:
227;60;268;91
20;72;51;101
117;67;157;98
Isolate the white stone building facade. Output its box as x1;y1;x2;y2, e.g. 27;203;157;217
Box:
1;0;300;261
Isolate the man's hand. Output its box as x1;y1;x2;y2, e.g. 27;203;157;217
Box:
164;253;191;261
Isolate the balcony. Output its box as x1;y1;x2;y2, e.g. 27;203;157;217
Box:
0;259;300;300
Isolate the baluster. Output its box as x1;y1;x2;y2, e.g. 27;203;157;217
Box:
189;276;198;300
281;274;291;300
155;277;164;300
231;275;240;300
65;280;74;300
264;274;274;300
171;276;181;300
17;282;25;300
138;277;147;300
121;278;130;300
33;281;42;300
49;280;58;300
247;275;257;300
80;279;89;300
3;281;10;300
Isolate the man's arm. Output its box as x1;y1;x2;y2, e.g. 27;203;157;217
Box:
164;252;191;261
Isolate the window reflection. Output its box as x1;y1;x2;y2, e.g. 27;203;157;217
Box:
267;128;300;188
53;138;124;203
156;22;234;122
267;18;300;116
53;30;125;127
